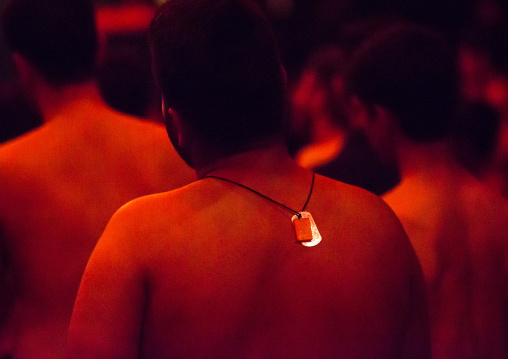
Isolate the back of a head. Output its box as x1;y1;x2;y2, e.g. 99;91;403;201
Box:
346;24;459;142
1;0;98;87
149;0;286;153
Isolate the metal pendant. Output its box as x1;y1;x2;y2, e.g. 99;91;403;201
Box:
291;211;322;247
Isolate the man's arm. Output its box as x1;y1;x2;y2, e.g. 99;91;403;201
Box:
67;207;147;358
401;254;431;359
0;227;12;328
377;195;431;358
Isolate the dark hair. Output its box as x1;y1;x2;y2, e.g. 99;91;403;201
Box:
1;0;98;87
149;0;286;152
346;24;459;142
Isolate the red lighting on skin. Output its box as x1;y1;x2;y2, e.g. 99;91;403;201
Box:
95;4;156;35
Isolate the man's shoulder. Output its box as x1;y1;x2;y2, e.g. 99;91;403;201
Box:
0;126;49;181
106;183;196;228
0;123;45;156
314;175;420;287
109;111;168;140
460;177;508;236
94;184;199;263
316;175;410;248
317;174;399;221
382;176;439;220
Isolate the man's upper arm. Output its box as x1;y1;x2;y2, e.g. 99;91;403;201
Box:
0;225;13;327
401;253;431;359
67;208;147;358
0;171;15;328
373;197;431;359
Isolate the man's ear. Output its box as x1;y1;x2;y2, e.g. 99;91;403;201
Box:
280;65;287;88
349;96;371;130
166;108;186;148
12;53;37;88
372;104;398;133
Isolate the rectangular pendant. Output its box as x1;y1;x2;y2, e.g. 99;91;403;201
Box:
293;217;313;242
292;212;322;246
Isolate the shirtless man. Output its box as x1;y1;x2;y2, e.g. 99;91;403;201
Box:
346;24;508;358
67;1;430;357
0;0;195;357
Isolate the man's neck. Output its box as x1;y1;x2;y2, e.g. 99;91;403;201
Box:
194;142;315;216
196;142;301;180
396;138;462;181
35;80;104;123
312;115;347;144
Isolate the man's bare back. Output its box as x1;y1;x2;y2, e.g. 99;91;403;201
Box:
383;162;508;358
68;146;429;358
0;97;195;358
69;2;430;355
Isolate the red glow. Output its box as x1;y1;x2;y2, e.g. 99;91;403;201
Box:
95;4;156;35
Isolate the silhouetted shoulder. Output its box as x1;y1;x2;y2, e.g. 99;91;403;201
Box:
317;174;408;234
0;123;48;160
314;174;421;277
0;127;49;196
98;181;196;235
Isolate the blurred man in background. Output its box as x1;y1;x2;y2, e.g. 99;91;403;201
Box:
347;24;508;358
0;0;195;357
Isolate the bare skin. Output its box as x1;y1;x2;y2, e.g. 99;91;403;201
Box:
291;70;347;170
68;144;430;358
383;142;508;359
0;84;195;358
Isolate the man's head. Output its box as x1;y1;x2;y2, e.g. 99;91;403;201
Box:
346;24;459;160
1;0;98;87
149;0;286;159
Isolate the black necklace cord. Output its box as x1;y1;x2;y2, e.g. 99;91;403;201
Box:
301;171;315;212
204;172;315;219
